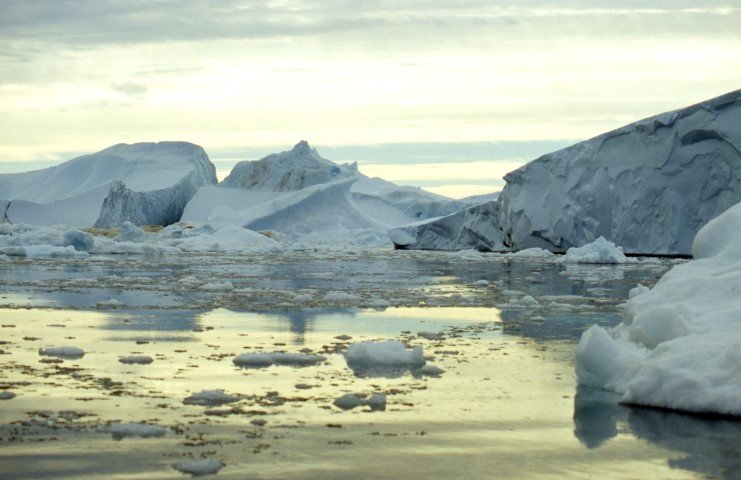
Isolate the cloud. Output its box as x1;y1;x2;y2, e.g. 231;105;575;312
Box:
110;81;147;96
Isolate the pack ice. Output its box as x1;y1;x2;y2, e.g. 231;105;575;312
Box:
576;201;741;416
182;140;464;245
0;142;217;228
391;89;741;255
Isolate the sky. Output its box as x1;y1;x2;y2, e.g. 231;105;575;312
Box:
1;1;739;197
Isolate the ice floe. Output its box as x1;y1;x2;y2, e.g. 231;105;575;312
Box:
183;389;240;406
110;422;166;440
38;346;85;359
173;458;225;476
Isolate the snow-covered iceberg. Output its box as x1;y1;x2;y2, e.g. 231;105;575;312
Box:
0;142;217;228
575;201;741;416
392;90;741;255
183;141;464;245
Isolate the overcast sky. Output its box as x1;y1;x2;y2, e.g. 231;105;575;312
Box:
1;1;739;196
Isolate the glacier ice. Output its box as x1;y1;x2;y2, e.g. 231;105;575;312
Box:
0;141;217;228
575;200;741;415
392;90;741;255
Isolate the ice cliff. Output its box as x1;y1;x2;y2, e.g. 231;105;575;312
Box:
391;89;741;255
0;142;217;228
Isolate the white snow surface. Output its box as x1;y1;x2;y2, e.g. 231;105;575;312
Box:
0;142;217;228
345;340;425;368
392;90;741;255
564;237;631;264
575;201;741;415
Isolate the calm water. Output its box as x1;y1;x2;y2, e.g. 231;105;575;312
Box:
0;250;738;479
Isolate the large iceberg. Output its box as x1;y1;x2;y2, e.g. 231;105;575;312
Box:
575;201;741;416
182;141;464;245
392;90;741;255
0;142;217;228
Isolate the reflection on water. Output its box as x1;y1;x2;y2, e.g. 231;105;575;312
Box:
574;387;741;479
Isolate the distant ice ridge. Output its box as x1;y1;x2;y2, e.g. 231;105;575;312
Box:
575;201;741;416
0;142;217;228
183;141;465;246
392;90;741;255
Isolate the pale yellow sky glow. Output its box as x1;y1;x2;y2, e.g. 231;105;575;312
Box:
0;1;739;197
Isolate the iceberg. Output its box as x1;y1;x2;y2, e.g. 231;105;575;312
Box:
183;141;464;245
0;142;217;228
392;90;741;255
575;201;741;416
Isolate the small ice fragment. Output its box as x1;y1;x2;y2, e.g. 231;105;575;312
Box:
38;346;85;359
472;279;489;287
0;391;16;400
322;291;361;302
199;281;235;292
119;355;154;365
110;422;166;440
415;364;445;376
345;340;425;368
97;298;123;308
183;389;239;406
334;394;366;410
173;458;224;476
232;352;326;368
365;393;387;411
293;293;313;302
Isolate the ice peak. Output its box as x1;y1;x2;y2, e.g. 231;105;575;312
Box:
291;140;313;155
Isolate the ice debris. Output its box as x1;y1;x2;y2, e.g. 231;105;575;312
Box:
0;391;16;400
119;355;154;365
334;392;387;411
564;237;630;264
345;340;425;369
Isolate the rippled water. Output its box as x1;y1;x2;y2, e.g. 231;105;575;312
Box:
0;249;738;479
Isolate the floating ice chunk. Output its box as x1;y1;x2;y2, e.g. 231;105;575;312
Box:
417;331;444;340
293;293;313;303
173;458;225;476
333;394;366;410
119;355;154;365
368;298;390;309
183;389;240;406
199;281;235;292
62;229;95;251
414;364;445;377
232;352;326;368
38;346;85;359
346;340;425;369
576;201;741;415
565;237;630;264
322;291;361;302
110;422;166;440
472;279;489;287
0;391;16;400
505;248;556;258
0;254;8;261
333;392;387;411
498;295;540;309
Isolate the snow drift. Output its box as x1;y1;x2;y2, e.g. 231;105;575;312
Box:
392;90;741;255
575;201;741;416
0;142;217;228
